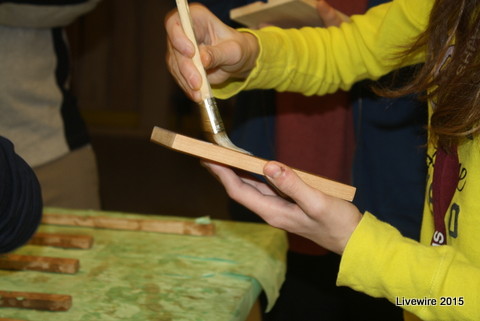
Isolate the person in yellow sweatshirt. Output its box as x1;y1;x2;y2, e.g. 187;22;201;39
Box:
165;0;478;320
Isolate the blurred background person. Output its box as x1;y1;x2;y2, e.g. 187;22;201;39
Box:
0;0;102;210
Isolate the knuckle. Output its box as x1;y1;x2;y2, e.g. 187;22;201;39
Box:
308;199;327;215
277;171;302;197
265;214;287;230
226;187;240;201
306;192;330;215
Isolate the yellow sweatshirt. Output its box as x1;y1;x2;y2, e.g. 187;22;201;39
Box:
214;0;480;320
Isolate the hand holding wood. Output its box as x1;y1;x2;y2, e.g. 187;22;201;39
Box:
203;160;362;255
151;125;360;253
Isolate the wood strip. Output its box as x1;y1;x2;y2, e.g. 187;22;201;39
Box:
230;0;323;28
150;127;356;201
0;254;79;274
0;290;72;311
42;214;215;236
28;233;94;249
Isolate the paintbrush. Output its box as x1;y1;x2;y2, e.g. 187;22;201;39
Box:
175;0;250;154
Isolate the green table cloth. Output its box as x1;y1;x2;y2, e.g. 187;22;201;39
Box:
0;208;287;321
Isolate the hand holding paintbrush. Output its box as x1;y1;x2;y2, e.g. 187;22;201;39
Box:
167;1;258;152
163;4;360;256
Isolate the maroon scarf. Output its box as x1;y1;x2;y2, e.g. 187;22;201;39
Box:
431;147;460;245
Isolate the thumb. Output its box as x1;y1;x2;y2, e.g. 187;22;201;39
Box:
264;161;328;212
201;41;243;72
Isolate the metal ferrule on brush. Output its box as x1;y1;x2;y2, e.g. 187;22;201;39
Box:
198;97;251;154
199;97;225;136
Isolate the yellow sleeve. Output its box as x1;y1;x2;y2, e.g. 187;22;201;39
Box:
338;212;480;321
213;0;431;99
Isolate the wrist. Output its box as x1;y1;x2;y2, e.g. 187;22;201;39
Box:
337;209;363;255
236;30;260;79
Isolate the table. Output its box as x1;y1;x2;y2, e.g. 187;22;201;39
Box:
0;208;287;321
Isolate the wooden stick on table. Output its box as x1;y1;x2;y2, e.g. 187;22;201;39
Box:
28;232;94;249
42;213;215;236
0;254;79;274
0;290;72;311
150;126;356;201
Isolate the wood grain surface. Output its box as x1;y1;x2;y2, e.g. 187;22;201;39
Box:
150;126;356;201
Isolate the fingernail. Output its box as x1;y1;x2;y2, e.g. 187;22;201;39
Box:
189;73;200;91
265;163;282;179
201;50;212;69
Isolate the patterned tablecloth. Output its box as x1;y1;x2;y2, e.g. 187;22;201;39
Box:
0;207;287;321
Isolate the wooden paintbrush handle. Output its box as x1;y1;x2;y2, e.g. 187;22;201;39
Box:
176;0;212;100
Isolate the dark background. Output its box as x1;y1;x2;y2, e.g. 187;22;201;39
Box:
68;0;234;220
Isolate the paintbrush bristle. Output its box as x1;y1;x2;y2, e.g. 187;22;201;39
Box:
211;132;252;155
198;98;251;154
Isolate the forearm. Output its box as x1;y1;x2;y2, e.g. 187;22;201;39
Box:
213;0;428;99
338;213;480;321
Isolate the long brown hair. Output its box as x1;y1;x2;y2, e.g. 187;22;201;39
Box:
384;0;480;150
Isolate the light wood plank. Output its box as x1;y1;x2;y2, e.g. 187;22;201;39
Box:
0;254;79;274
150;126;356;201
230;0;323;28
28;233;94;249
0;290;72;311
42;214;215;236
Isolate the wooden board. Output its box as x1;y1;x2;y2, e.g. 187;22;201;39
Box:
0;254;79;274
0;208;287;321
150;126;356;201
42;213;215;236
0;290;72;311
28;233;94;249
230;0;323;28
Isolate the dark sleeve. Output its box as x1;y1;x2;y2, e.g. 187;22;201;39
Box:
0;136;42;253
